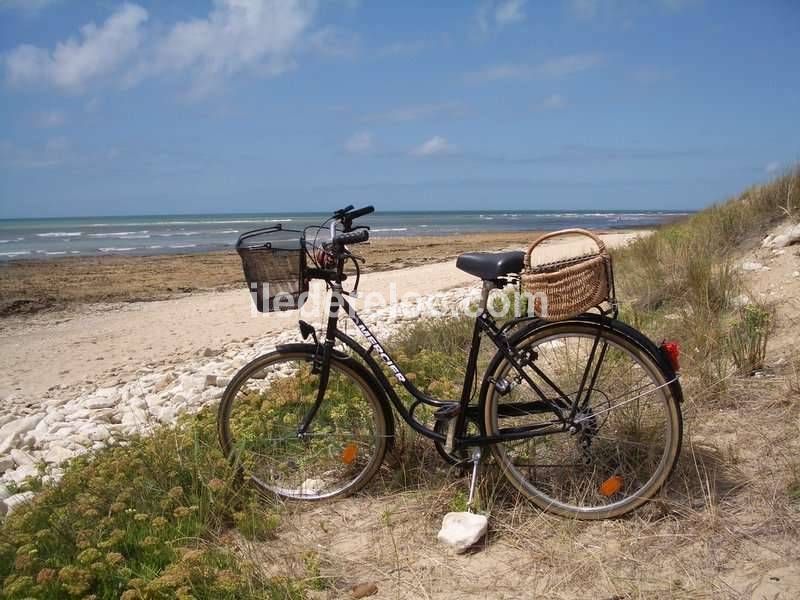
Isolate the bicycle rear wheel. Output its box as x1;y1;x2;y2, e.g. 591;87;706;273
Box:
218;348;390;500
484;320;682;519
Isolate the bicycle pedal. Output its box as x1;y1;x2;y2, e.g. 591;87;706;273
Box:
445;419;456;454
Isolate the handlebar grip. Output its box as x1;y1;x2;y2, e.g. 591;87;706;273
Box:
334;205;354;216
347;205;374;220
333;229;370;246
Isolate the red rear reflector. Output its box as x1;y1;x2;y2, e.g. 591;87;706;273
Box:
660;340;680;372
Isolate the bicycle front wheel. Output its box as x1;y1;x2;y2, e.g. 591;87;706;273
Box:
218;349;390;500
484;321;682;519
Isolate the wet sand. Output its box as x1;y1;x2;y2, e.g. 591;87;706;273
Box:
0;230;632;316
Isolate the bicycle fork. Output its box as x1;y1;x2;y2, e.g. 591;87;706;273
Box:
297;284;343;437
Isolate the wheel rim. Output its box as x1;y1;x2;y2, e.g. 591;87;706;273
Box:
487;328;679;517
221;353;385;499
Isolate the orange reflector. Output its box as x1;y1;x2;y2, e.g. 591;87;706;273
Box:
599;475;623;497
341;443;358;464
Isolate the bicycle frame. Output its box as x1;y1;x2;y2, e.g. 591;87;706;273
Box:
299;278;611;452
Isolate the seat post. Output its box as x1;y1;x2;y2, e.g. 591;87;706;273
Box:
478;280;495;312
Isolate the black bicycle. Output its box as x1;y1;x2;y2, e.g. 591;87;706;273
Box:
218;205;683;519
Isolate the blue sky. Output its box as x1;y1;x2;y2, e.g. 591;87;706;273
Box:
0;0;797;218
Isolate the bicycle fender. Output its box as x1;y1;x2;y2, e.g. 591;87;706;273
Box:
478;316;683;410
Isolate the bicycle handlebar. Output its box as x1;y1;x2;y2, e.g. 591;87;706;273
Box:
346;205;374;220
333;228;370;247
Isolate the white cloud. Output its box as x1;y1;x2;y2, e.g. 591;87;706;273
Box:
466;53;604;83
0;136;70;168
495;0;526;26
4;3;148;92
151;0;315;94
344;131;373;154
411;136;456;157
477;0;527;32
765;162;780;174
0;0;59;15
377;40;426;58
568;0;599;20
536;93;566;110
4;1;319;96
362;102;464;123
34;109;65;127
536;53;604;77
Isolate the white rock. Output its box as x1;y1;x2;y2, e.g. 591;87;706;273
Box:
156;406;177;424
88;426;110;442
4;491;35;515
121;408;149;426
84;395;118;410
0;414;45;454
793;271;800;278
741;261;769;272
437;512;488;553
215;376;231;388
5;464;37;484
0;455;13;472
44;446;75;465
0;483;11;500
179;374;205;393
300;478;326;495
731;294;751;308
10;448;35;467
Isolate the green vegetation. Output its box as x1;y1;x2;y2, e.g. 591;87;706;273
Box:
0;410;298;600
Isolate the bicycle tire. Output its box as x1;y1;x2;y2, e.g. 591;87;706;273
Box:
218;348;391;500
483;320;682;519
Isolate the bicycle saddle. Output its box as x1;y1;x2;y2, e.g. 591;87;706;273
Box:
456;250;525;281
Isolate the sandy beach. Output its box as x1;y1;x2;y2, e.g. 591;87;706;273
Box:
0;231;646;411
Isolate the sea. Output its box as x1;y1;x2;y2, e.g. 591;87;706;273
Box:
0;210;690;261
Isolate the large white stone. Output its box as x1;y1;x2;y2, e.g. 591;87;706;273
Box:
762;223;800;248
5;464;37;484
84;395;118;410
4;491;35;515
437;512;488;553
0;455;14;472
44;446;75;465
741;260;769;272
0;414;45;454
10;448;35;467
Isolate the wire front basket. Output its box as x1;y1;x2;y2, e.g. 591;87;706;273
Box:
236;225;308;312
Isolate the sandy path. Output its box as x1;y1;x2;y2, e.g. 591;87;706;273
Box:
0;232;644;405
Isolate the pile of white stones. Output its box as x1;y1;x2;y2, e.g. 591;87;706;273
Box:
762;223;800;249
0;285;478;516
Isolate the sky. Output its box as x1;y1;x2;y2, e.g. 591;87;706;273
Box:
0;0;798;218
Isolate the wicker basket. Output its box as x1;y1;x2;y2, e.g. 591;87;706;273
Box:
236;225;308;312
521;228;613;321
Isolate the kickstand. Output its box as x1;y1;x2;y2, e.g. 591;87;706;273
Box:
466;447;483;512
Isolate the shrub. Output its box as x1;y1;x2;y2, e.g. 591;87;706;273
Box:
0;409;297;599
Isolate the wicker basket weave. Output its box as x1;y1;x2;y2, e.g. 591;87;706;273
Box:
521;228;612;321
